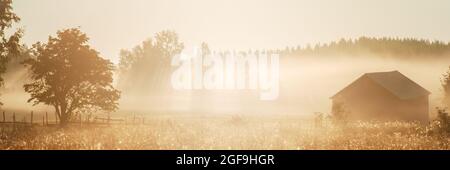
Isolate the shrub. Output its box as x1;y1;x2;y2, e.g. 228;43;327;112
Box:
435;107;450;135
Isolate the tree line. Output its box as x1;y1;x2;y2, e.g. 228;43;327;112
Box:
283;37;450;58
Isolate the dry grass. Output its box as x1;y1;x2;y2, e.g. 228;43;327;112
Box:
0;115;449;150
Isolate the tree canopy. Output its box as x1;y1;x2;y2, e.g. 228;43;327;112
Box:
117;30;184;95
23;28;120;126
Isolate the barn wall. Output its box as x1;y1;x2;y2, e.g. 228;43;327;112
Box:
332;76;429;123
394;96;429;123
332;76;398;120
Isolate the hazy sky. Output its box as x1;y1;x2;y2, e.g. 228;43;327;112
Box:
13;0;450;63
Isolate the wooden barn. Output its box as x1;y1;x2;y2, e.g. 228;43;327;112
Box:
331;71;430;123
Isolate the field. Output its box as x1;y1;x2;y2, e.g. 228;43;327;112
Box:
1;114;449;150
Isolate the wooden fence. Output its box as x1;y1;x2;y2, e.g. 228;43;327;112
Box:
0;111;148;127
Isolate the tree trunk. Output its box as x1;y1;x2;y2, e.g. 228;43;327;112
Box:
59;104;69;127
60;113;69;127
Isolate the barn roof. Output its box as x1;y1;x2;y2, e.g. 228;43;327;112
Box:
332;71;431;100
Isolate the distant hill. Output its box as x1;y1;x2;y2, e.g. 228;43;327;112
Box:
283;37;450;58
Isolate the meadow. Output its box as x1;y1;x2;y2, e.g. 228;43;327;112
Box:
1;115;448;150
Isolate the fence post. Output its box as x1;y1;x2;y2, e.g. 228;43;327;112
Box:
12;112;16;129
42;116;45;126
86;114;90;125
2;111;4;123
55;112;58;124
45;112;48;126
30;111;34;126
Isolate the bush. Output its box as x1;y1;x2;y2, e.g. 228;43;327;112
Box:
331;102;350;126
436;107;450;135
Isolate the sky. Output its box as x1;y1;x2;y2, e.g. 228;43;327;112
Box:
12;0;450;63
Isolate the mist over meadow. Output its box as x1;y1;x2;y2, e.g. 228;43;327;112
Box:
2;36;448;119
3;1;450;151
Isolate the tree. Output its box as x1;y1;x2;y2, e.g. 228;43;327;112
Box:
117;30;184;94
0;0;22;104
23;28;120;127
442;66;450;107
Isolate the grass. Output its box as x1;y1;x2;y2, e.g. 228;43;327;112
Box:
0;115;449;150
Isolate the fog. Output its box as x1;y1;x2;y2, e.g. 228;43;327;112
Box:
0;58;52;113
1;54;448;119
114;55;449;118
7;0;450;120
281;56;448;116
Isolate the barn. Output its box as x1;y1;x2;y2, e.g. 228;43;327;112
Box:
331;71;430;123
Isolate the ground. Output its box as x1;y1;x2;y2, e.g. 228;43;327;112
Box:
0;115;449;150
